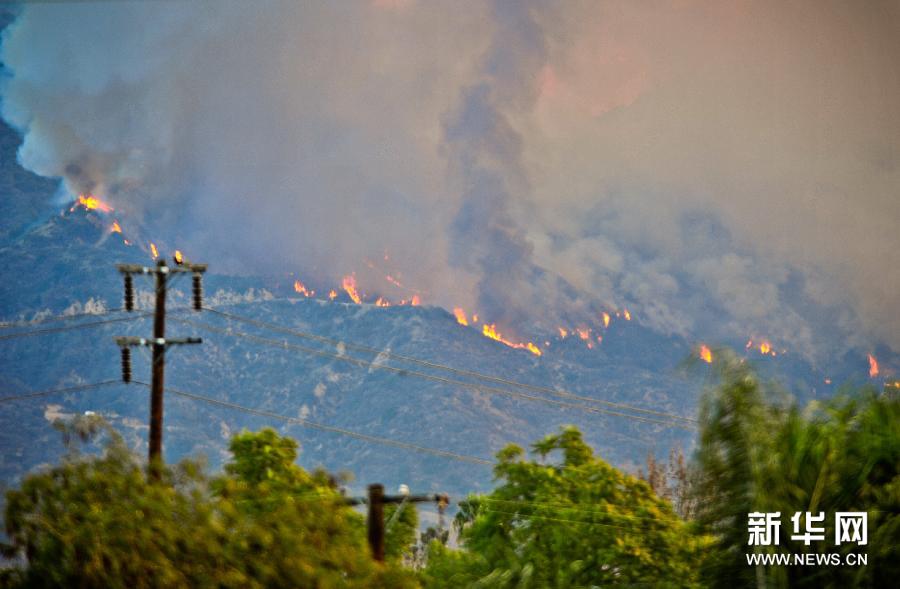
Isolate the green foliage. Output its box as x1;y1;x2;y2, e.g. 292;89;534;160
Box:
384;500;419;562
2;421;418;588
422;426;709;588
694;352;900;588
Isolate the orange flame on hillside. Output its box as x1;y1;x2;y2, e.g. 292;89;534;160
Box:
149;243;159;260
481;324;501;341
328;289;337;301
525;342;542;356
699;345;713;363
482;324;542;356
623;309;631;321
70;194;113;213
293;280;311;297
601;312;610;328
576;328;590;341
453;308;468;326
341;275;362;304
558;327;568;338
411;294;420;306
174;250;184;265
110;221;122;234
375;297;390;307
868;354;879;378
759;341;771;355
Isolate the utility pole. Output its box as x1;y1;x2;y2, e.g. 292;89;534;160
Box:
350;484;449;562
368;484;386;562
116;256;207;477
150;259;167;467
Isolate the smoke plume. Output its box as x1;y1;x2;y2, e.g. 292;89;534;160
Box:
2;0;899;359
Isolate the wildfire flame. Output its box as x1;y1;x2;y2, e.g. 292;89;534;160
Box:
699;344;713;364
525;342;542;356
149;243;159;260
110;221;122;234
868;354;879;378
70;194;113;213
174;250;184;265
482;324;542;356
746;339;777;356
267;268;651;359
341;275;362;304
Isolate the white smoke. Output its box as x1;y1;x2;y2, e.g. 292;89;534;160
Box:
2;0;899;359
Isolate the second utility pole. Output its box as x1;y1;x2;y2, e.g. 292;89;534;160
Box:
360;484;449;562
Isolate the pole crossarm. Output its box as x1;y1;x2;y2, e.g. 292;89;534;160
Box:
117;263;207;275
343;493;450;506
115;336;202;347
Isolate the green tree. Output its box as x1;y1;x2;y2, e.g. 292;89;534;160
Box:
422;426;709;588
383;500;419;563
694;351;900;588
2;420;418;588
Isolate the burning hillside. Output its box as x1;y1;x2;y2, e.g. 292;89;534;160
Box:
54;190;900;382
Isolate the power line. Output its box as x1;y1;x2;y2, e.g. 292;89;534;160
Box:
171;315;694;430
179;314;691;430
475;497;680;524
0;380;120;404
480;507;662;532
0;308;127;329
202;306;696;425
131;380;494;466
0;314;150;342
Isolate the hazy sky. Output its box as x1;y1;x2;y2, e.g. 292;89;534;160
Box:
2;0;898;360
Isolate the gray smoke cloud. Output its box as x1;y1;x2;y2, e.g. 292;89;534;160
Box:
2;0;898;359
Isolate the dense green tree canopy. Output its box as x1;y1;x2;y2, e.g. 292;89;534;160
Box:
422;426;709;588
1;420;416;588
694;351;900;588
4;354;895;588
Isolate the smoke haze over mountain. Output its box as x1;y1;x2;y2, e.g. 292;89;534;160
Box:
2;0;899;359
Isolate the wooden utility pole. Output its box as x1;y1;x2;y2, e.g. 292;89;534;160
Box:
149;259;167;467
116;256;206;477
367;484;386;562
357;484;449;562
